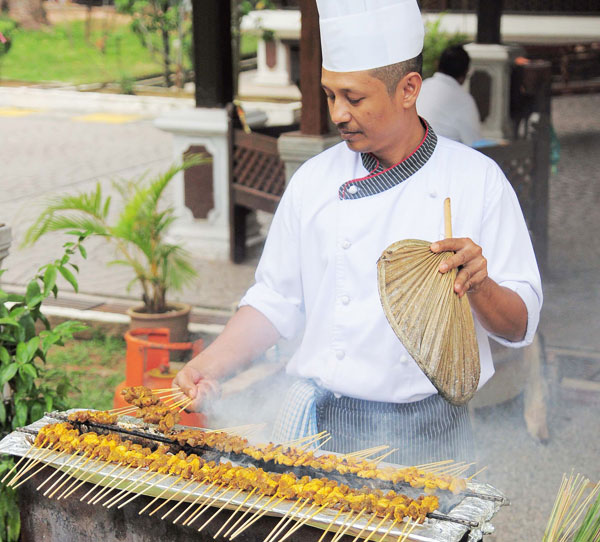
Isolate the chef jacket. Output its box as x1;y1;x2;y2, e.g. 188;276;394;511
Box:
417;72;482;147
240;122;542;404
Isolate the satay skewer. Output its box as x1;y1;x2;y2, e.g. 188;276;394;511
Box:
103;469;157;508
89;464;137;505
47;452;93;498
213;487;258;538
36;449;77;491
343;445;389;459
260;498;301;542
182;482;226;526
316;507;347;542
7;440;54;486
60;456;111;500
9;445;63;490
264;498;309;542
138;475;184;515
80;462;125;502
362;512;391;542
378;518;398;541
399;519;418;541
114;472;166;509
196;487;244;532
149;478;197;517
161;481;204;520
468;466;488;480
1;438;38;483
373;448;399;465
331;509;366;542
221;489;265;538
350;510;379;542
278;502;327;542
229;495;285;540
173;480;218;524
96;465;144;506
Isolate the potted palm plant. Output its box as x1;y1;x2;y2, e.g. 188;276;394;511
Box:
24;157;207;342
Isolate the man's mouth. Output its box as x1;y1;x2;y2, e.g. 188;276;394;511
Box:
339;130;361;141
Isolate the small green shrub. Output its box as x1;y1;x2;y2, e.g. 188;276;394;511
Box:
0;236;88;541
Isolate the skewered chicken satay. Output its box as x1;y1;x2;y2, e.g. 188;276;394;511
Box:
68;410;118;425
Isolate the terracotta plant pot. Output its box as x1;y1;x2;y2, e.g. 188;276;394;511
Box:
126;302;191;344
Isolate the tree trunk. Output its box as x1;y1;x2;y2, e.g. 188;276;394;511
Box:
162;27;171;87
7;0;48;30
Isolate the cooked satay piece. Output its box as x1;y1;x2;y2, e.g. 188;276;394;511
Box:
68;410;118;425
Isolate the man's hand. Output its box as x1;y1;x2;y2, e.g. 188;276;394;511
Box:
430;237;488;297
430;237;528;342
172;366;221;412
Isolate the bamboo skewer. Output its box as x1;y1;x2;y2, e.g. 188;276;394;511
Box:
214;487;258;538
196;487;244;532
183;483;225;526
103;469;155;508
80;463;124;503
97;465;145;506
350;511;378;542
332;509;366;542
468;466;488;480
47;452;92;498
399;520;418;542
268;498;312;542
279;431;329;448
278;503;327;542
221;490;264;539
8;443;58;488
1;438;38;483
317;507;347;542
262;498;304;542
89;465;134;505
415;459;455;470
229;495;285;540
149;479;196;517
379;518;398;541
161;482;203;521
343;445;389;460
138;476;184;515
373;449;399;465
117;472;171;510
173;480;218;524
58;456;107;500
36;449;77;492
362;513;391;542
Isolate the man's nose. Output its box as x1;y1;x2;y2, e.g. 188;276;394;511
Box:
330;100;351;125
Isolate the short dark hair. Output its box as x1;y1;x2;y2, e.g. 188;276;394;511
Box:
438;45;470;80
369;53;423;95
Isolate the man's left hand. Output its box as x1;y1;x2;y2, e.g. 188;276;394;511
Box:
430;238;488;297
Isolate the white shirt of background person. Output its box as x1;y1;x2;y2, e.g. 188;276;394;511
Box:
417;45;482;147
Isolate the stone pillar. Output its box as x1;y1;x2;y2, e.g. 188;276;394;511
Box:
0;223;11;276
464;43;523;141
155;108;231;260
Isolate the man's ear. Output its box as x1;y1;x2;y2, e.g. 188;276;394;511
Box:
396;72;422;109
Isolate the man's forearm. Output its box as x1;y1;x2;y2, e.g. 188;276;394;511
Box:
186;305;281;381
468;277;528;342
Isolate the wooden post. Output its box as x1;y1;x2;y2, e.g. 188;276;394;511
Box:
191;0;234;108
299;0;329;135
476;0;503;44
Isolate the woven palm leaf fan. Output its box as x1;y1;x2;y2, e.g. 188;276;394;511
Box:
377;198;480;405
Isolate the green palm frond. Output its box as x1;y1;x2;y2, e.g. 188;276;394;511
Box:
25;156;210;313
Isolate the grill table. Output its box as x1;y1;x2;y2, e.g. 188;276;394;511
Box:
1;413;508;542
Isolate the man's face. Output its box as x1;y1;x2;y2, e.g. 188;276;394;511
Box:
321;68;406;159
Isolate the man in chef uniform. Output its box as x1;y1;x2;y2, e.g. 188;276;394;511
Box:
174;0;542;466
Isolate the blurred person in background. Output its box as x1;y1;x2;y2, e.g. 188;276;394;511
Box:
417;45;482;146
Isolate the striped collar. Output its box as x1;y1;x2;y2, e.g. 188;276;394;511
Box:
338;119;437;200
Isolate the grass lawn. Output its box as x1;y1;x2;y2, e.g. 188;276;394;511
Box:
46;331;126;411
0;19;162;85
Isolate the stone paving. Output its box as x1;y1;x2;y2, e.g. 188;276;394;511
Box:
1;89;599;541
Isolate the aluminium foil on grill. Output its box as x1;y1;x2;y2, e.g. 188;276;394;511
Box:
0;412;508;542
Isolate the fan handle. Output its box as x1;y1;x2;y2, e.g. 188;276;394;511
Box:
444;197;452;239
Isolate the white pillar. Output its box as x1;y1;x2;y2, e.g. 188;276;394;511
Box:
154;108;230;260
464;43;523;141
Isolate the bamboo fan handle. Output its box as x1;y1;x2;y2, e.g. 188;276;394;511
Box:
444;197;452;239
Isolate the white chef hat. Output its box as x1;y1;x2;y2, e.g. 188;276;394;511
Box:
317;0;425;72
